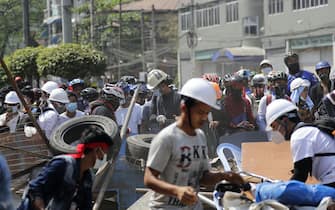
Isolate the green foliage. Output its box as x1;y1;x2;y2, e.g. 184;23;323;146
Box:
7;47;42;80
36;44;106;79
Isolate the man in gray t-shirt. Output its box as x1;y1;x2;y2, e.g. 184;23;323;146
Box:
144;78;244;210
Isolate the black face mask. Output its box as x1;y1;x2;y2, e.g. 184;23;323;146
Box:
274;86;286;98
318;73;329;82
287;62;300;75
231;89;242;100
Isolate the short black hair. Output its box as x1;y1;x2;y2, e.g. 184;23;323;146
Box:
181;95;196;109
80;126;113;146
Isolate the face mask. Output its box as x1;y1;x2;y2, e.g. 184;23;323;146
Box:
261;67;272;75
54;103;66;114
7;105;19;113
270;130;286;144
287;63;300;75
319;73;329;81
274;86;286;98
66;102;77;113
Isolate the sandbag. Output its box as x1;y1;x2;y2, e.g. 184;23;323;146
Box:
255;180;335;206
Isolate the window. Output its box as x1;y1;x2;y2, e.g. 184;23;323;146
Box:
181;12;191;31
226;1;239;22
196;6;220;28
269;0;283;14
293;0;328;10
243;16;259;36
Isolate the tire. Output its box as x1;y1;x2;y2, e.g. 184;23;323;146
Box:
50;115;118;154
126;134;155;162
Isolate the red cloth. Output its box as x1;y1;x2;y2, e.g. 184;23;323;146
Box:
224;95;255;127
68;143;109;158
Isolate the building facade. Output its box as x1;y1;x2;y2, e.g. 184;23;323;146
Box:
177;0;335;86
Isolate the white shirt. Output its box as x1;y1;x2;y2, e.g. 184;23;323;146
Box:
38;103;59;140
147;123;210;210
58;110;85;125
257;95;276;131
0;112;24;133
291;126;335;184
115;103;142;135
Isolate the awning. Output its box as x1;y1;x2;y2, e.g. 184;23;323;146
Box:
43;16;61;25
211;46;265;61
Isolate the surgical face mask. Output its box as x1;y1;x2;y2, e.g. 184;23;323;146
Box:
287;62;300;75
261;67;272;75
270;130;286;144
66;102;77;113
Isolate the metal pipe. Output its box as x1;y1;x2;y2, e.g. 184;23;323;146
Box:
198;193;216;208
93;84;140;210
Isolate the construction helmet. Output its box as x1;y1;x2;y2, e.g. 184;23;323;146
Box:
179;78;220;109
147;69;168;90
315;61;331;71
80;87;99;102
251;74;266;86
210;82;222;100
273;71;288;81
266;99;298;130
41;81;59;94
236;69;251;80
69;78;84;86
5;91;20;104
49;88;70;104
102;84;124;100
260;59;272;67
290;78;310;92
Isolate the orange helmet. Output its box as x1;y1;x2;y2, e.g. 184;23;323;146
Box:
210;82;222;100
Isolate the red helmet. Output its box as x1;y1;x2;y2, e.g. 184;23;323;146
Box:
202;73;219;84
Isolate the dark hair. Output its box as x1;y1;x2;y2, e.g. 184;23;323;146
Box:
67;91;78;100
278;110;300;124
181;95;196;109
80;126;113;154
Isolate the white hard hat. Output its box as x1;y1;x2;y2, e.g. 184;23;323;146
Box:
41;81;59;94
290;78;310;92
179;78;220;109
260;59;272;67
266;99;298;130
5;91;20;104
49;88;69;104
146;69;168;90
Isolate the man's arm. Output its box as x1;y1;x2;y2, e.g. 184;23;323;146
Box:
290;157;312;182
144;167;198;206
199;171;245;186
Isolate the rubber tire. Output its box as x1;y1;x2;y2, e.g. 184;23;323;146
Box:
50;115;118;154
126;134;155;161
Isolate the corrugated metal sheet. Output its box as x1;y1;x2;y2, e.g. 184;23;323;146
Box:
114;0;181;12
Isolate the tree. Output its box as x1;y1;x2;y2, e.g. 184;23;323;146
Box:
0;0;45;57
36;44;106;79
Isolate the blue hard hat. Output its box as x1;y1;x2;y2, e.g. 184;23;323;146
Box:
69;78;84;86
315;61;331;71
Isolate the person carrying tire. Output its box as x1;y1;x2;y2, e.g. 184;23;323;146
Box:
147;69;181;132
144;78;244;210
90;84;124;122
18;126;114;210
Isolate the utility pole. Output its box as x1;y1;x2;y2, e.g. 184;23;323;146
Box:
90;0;95;44
151;5;157;69
61;0;73;43
140;10;146;72
47;0;52;45
118;0;122;80
22;0;30;47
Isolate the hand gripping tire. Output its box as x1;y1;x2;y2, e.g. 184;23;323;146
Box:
50;115;119;154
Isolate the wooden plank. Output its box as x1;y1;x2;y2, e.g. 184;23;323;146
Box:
241;141;318;183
